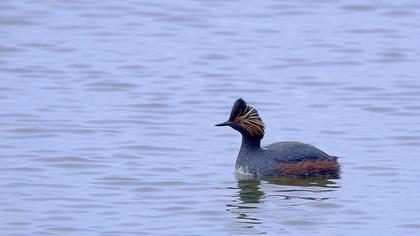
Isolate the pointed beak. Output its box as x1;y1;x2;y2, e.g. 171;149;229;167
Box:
215;121;233;127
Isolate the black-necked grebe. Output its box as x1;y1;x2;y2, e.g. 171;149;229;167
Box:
215;98;340;178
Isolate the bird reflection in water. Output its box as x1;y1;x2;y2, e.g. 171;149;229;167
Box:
226;179;265;229
226;176;340;230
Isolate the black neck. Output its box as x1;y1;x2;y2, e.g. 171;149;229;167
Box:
239;134;261;153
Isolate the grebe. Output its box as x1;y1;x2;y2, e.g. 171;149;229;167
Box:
215;98;340;178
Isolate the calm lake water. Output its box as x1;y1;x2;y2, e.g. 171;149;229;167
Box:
1;1;420;235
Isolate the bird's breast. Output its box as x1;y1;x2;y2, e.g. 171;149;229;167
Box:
235;165;254;177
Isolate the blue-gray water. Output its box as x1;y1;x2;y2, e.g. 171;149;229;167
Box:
1;1;420;235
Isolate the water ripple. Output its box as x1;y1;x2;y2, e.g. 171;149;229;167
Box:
1;1;420;235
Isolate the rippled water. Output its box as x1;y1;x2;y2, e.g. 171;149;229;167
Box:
1;1;420;235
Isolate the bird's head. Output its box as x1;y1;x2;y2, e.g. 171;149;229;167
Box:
215;98;265;140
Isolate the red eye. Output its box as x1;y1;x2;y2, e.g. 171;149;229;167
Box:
234;117;241;123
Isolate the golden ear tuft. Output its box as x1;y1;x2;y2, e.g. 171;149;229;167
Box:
237;106;264;137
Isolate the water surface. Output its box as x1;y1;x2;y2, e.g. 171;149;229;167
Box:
1;1;420;235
